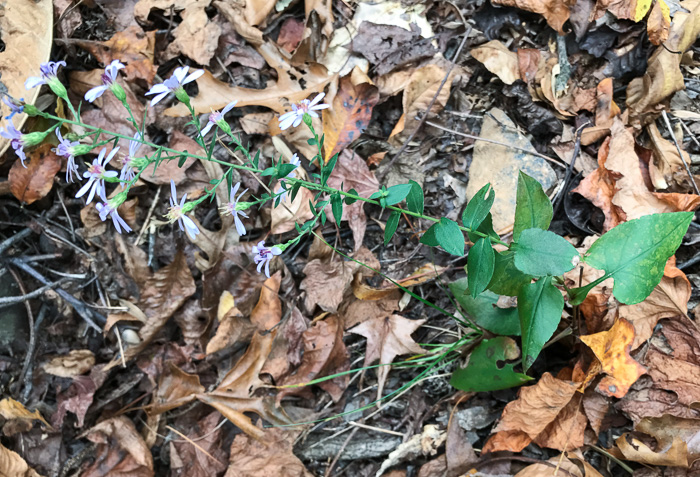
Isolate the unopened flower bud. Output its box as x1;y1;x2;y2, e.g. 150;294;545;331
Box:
71;144;95;156
22;130;49;147
302;113;313;128
181;201;197;214
174;87;190;105
22;104;41;117
110;82;127;103
47;77;68;100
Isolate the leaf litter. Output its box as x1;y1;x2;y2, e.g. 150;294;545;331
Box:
5;0;700;475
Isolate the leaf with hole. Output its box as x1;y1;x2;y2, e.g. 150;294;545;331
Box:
450;278;520;335
513;171;553;241
450;337;533;392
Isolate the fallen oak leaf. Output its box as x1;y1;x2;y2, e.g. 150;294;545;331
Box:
0;443;44;477
81;417;154;477
169;411;228;476
580;318;647;398
350;315;426;399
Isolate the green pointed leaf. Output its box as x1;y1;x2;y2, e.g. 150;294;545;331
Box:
331;193;343;225
518;276;564;371
385;183;413;206
450;337;533;392
463;183;494;231
488;250;533;296
420;218;464;256
406;180;424;215
384;210;401;245
572;212;694;305
345;189;358;205
467;212;500;243
512;228;579;277
450;278;520;335
321;153;338;186
513;171;553;241
467;238;495;297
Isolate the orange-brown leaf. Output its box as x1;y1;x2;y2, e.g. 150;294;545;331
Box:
9;144;61;205
322;76;379;161
82;417;154;477
580;318;646;398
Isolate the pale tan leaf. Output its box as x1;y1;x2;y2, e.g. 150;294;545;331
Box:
43;350;95;378
0;443;43;477
82;417;154;477
471;40;520;85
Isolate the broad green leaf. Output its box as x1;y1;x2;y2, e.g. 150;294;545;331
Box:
406;180;424;215
513;171;553;241
463;183;494;231
488;250;532;296
571;212;694;305
420;218;464;256
450;278;520;335
512;228;579;277
518;276;564;371
321;152;339;186
450;337;533;392
331;193;343;225
385;183;413;205
344;189;358;204
467;212;500;243
467;238;495;297
384;210;400;245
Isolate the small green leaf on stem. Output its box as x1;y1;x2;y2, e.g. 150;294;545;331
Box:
518;276;564;371
385;183;413;205
513;171;553;241
463;183;494;231
512;228;579;277
384;210;401;245
406;180;424;215
331;193;343;225
467;237;495;297
420;218;464;256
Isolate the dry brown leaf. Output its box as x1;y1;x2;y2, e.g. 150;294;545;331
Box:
224;424;312;477
492;0;575;33
52;372;105;428
532;395;587;451
250;272;282;330
164;62;334;117
340;290;401;329
352;263;446;300
278;315;349;403
514;452;604;476
8;144;61;205
582;387;610;436
0;398;51;430
43;350;95;378
149;362;205;415
627;0;700;119
140;131;198;184
169;411;228;477
167;3;222;65
240;113;274;135
261;307;309;381
82;417;154;477
326;150;380;251
484;373;579;453
350;315;426;399
619;259;691;349
206;291;255;355
270;185;315;234
300;259;357;313
580;318;647;398
617;414;700;468
471;40;520;85
107;249;196;368
322;75;379;161
0;0;52;159
0;443;43;477
647;0;671;45
75;25;156;83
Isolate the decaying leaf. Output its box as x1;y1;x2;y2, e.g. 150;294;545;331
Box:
492;0;575;33
224;424;312;477
350;315;426;399
206;291;255;355
647;121;693;191
43;350;95;377
322;75;379;161
647;0;671;45
352;263;446;300
484;373;579;453
580;318;646;398
300;259;357;313
0;443;43;477
82;417;154;477
250;272;283;330
270;186;315;234
8;144;61;205
471;40;520;85
0;0;53;158
0;398;51;430
169;411;228;477
515;451;604;476
278;315;349;403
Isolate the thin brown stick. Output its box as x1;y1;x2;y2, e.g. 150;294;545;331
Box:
324;426;360;477
662;110;700;194
378;28;471;180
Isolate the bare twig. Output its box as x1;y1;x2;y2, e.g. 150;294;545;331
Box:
136;185;162;245
20;305;48;403
662;110;700;194
0;277;71;306
324;426;360;477
378;27;472;180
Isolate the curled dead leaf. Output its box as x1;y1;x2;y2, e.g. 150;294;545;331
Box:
82;417;154;477
8;144;61;205
471;40;520;85
0;443;43;477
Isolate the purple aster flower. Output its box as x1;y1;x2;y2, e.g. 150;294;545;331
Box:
278;153;301;202
76;147;119;204
0;123;27;166
96;198;132;234
278;93;329;130
166;180;200;240
85;60;125;102
120;132;143;183
200;100;237;137
3;96;24;119
252;240;282;278
219;182;249;236
54;127;81;183
25;61;66;90
145;66;204;107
